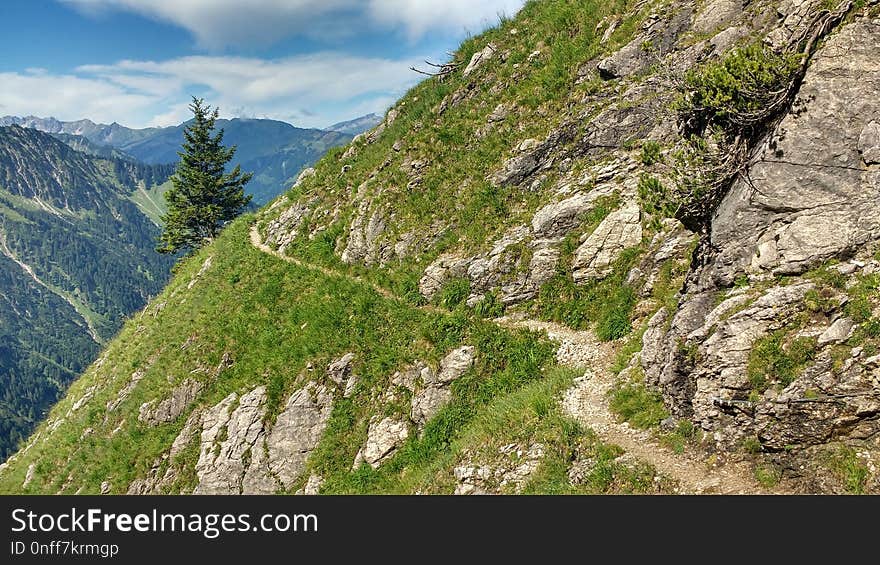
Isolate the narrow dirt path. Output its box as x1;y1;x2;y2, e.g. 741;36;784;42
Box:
496;317;777;494
250;225;443;314
251;224;774;494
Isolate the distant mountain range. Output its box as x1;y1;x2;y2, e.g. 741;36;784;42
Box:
0;113;383;205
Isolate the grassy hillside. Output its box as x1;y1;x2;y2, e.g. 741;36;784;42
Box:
0;0;680;495
0;217;667;494
5;0;873;494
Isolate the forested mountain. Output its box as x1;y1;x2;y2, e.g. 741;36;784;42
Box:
0;125;175;459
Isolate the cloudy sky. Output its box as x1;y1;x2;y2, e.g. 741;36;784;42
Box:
0;0;525;129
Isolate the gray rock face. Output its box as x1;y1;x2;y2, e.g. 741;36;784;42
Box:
693;0;744;34
194;388;267;495
411;386;453;427
817;318;856;346
572;204;642;283
418;253;472;301
410;347;475;426
708;19;880;285
266;382;334;489
360;417;410;468
860;121;880;164
327;353;358;397
438;346;476;383
464;43;498;76
679;283;814;446
138;379;205;426
341;200;390;266
531;184;620;238
187;378;335;494
596;8;693;79
754;349;880;450
264;202;313;254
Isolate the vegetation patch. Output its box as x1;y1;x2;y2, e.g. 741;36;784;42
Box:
747;330;817;393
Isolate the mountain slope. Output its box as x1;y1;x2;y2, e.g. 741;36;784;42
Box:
2;0;879;494
326;114;383;135
0;125;175;459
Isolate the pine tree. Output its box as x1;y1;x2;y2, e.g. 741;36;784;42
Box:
158;97;253;255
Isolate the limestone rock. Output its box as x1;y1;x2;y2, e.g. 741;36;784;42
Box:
438;346;476;383
361;417;410;468
860;121;880;164
341;200;389;266
531;183;620;238
138;378;205;426
411;386;453;427
710;19;880;284
817;318;856;346
327;352;356;395
572;204;642;283
694;0;743;34
463;43;498;76
194;388;267;495
266;383;334;489
264;202;313;254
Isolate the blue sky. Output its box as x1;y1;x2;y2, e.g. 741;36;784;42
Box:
0;0;524;129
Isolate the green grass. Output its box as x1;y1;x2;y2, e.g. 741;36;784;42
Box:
255;0;652;313
823;446;869;494
128;179;172;225
609;372;669;430
747;330;817;393
660;419;701;454
754;463;782;488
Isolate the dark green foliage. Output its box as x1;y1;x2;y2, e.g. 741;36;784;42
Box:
159;98;253;255
637;173;675;218
679;42;800;134
823;445;869;494
640;140;663;165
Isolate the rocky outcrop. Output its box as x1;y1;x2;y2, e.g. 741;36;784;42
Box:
464;43;498;76
138;379;205;426
572;204;642;283
708;19;880;285
597;7;694;79
193;388;266;495
265;382;334;489
638;16;880;458
264;202;313;254
341;201;390;266
357;417;410;468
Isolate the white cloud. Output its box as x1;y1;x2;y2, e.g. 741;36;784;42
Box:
1;52;426;128
368;0;524;41
59;0;524;47
0;70;159;125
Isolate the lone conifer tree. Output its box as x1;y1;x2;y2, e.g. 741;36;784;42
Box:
158;97;252;255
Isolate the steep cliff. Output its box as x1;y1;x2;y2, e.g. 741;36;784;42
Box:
3;0;879;494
